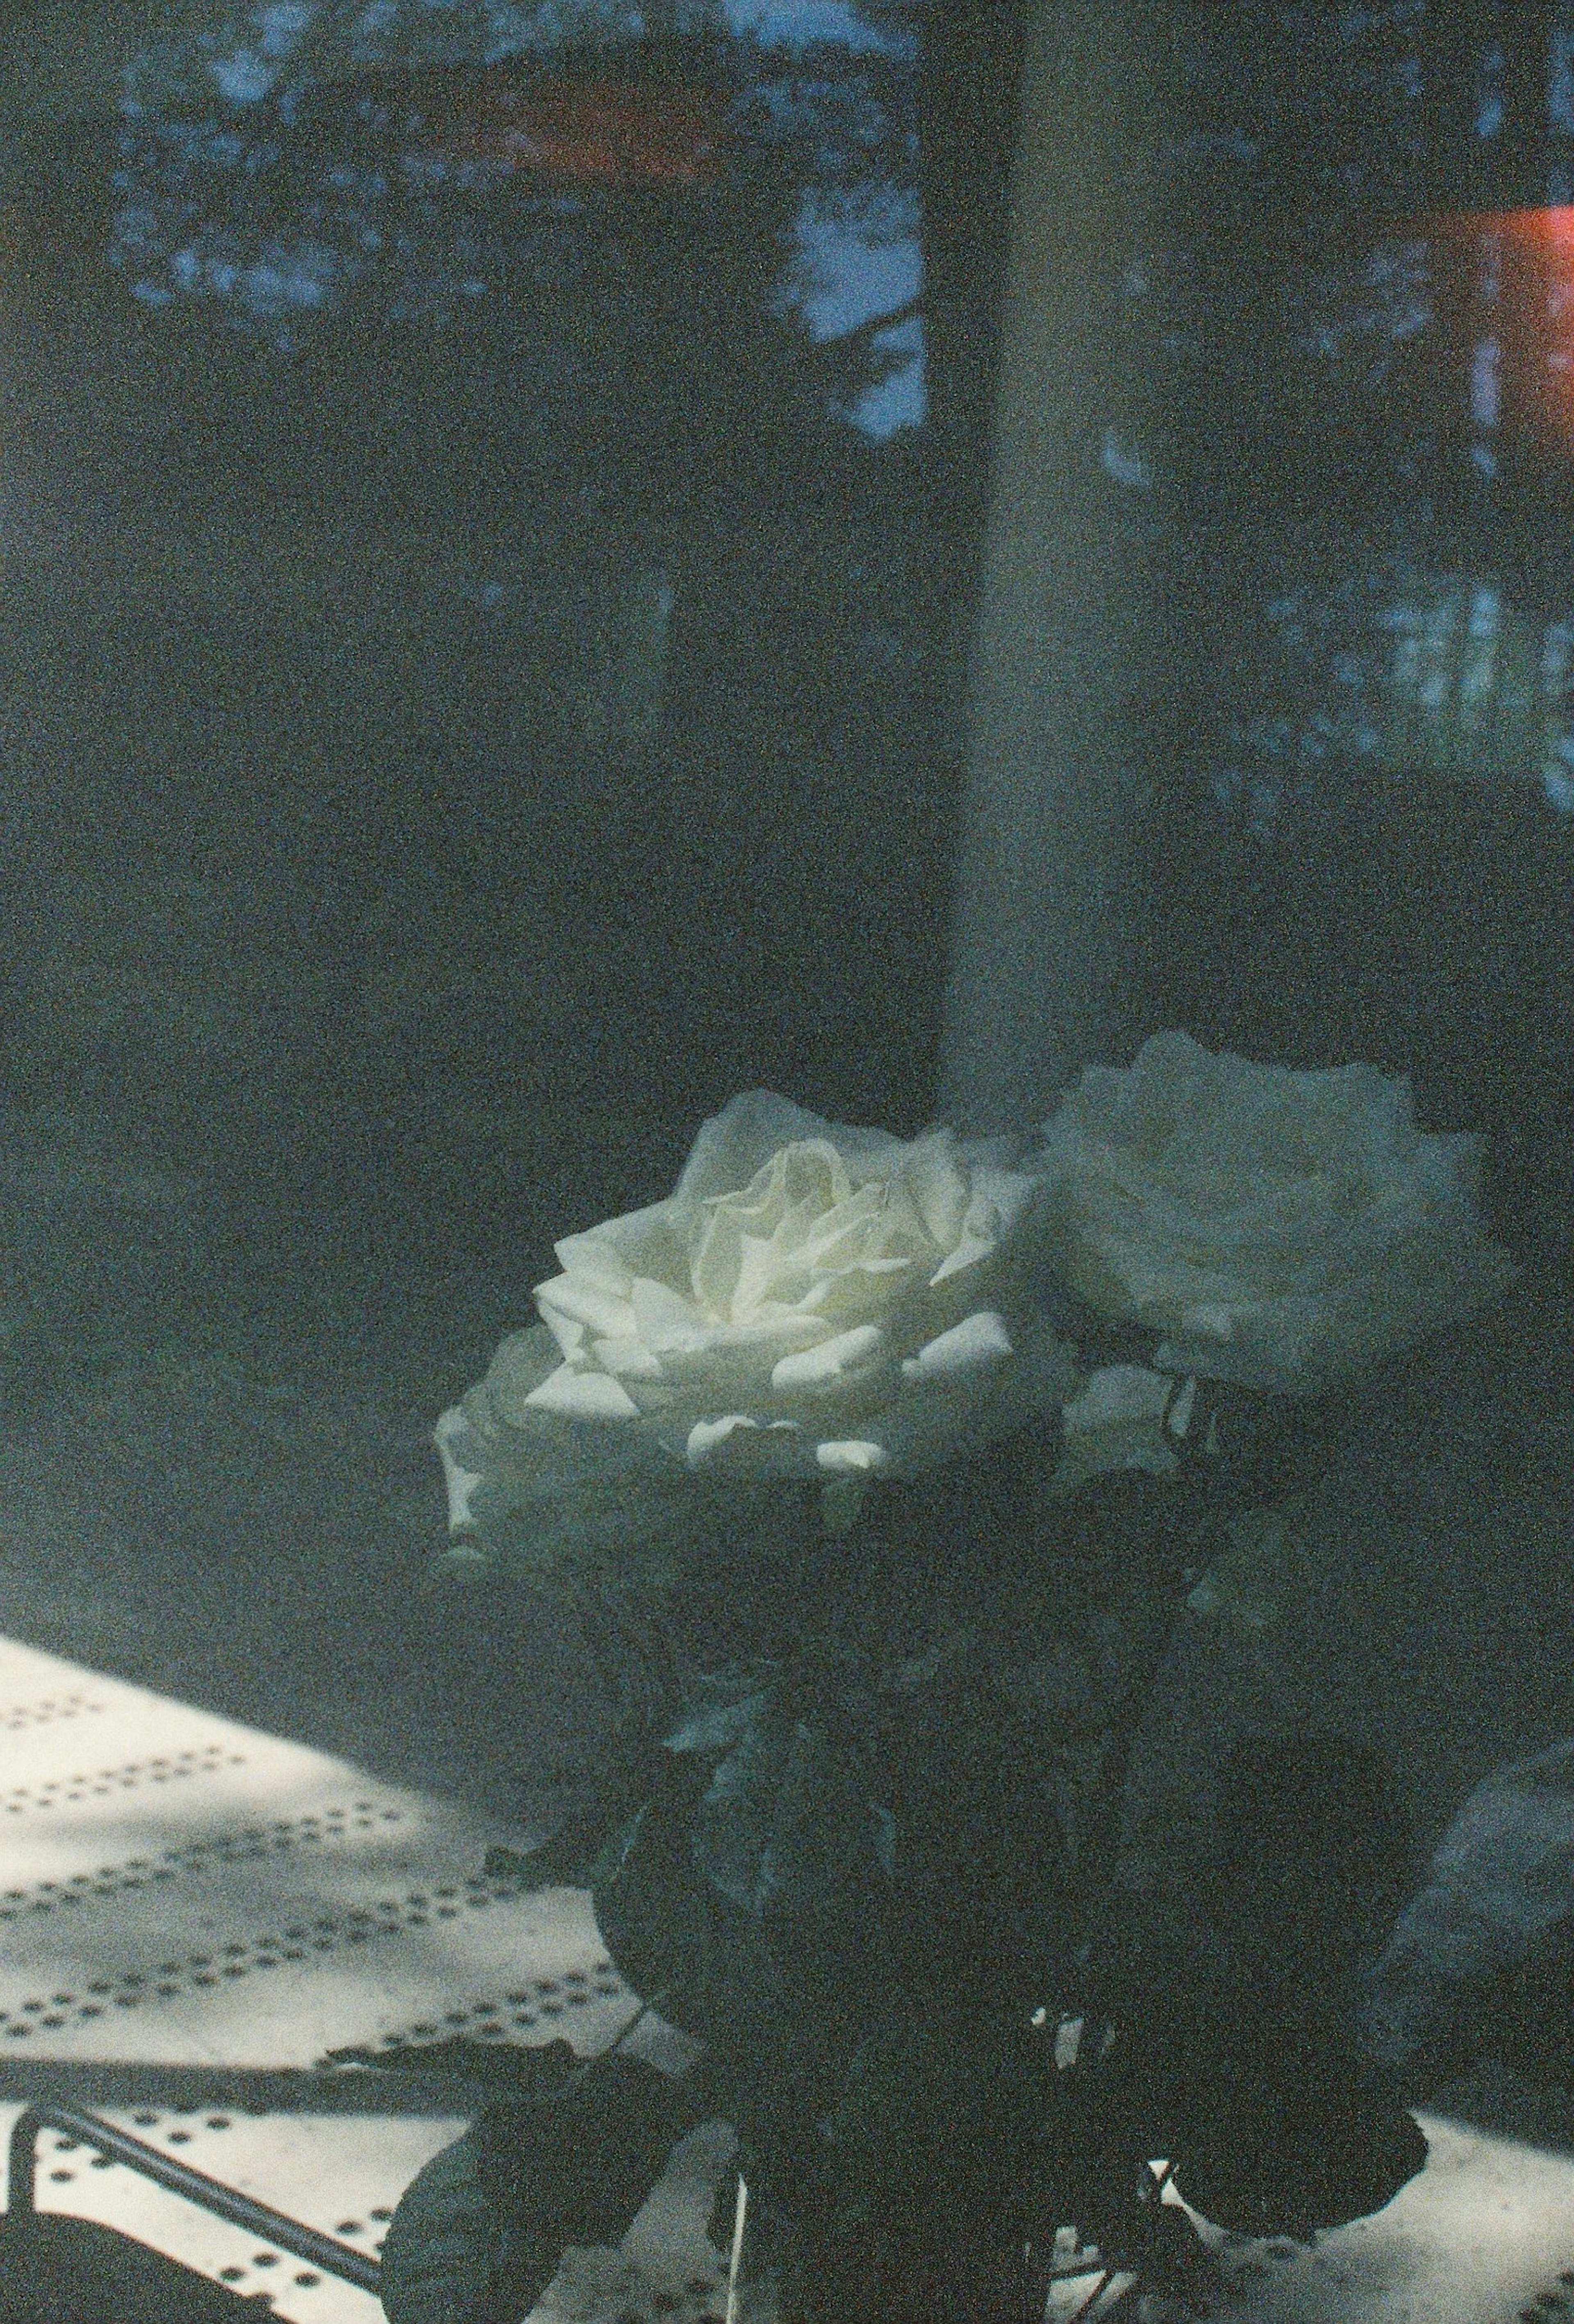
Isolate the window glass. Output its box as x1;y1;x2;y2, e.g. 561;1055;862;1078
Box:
1;24;1570;2251
0;0;967;1291
1133;1;1574;1255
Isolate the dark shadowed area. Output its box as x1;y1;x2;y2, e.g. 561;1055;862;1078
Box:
2;19;1574;2317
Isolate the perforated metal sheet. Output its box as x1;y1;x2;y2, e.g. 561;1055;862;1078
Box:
6;2106;451;2324
4;1632;1574;2324
0;1632;723;2324
0;1635;636;2072
1049;2124;1574;2322
4;2107;744;2324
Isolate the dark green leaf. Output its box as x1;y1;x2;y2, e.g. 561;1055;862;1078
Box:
379;2057;705;2324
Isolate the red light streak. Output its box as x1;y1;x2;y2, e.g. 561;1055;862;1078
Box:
1437;205;1574;451
375;68;732;190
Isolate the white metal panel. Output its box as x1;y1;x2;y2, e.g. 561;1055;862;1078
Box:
3;1631;1574;2323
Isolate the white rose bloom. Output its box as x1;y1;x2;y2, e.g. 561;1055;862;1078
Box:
436;1087;1079;1556
434;1324;802;1578
1036;1031;1517;1395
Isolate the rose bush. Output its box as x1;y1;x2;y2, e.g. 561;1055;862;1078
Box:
434;1088;1079;1561
1035;1030;1517;1395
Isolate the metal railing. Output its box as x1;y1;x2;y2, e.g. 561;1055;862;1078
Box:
5;2103;382;2297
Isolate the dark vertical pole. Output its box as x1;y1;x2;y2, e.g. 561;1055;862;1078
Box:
914;4;1034;1121
5;2112;39;2229
917;1;1034;570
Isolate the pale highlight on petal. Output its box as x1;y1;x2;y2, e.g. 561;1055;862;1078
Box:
770;1323;889;1395
523;1364;643;1421
1051;1364;1180;1497
1038;1031;1517;1394
815;1438;890;1473
442;1088;1078;1568
902;1310;1013;1379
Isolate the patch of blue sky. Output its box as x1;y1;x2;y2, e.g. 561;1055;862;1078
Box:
478;0;535;56
1100;429;1150;489
1555;12;1574;134
115;204;164;249
244;248;341;311
1240;713;1296;758
844;312;924;438
1368;240;1431;336
723;0;913;60
1545;756;1574;812
1338;1;1424;41
472;0;648;58
780;184;919;342
772;184;923;436
210;48;280;102
1294;241;1433;359
197;4;314;100
257;3;315;52
145;234;352;318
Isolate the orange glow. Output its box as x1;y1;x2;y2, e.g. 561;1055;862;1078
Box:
381;68;732;189
1438;205;1574;452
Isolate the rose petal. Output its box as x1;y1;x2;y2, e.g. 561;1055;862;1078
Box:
686;1413;759;1465
685;1413;804;1469
902;1127;968;1252
524;1364;643;1421
545;1228;635;1295
770;1323;889;1396
651;1316;825;1405
901;1310;1013;1380
433;1405;485;1533
672;1090;864;1207
589;1335;666;1381
816;1438;890;1474
628;1274;704;1340
477;1324;569;1426
1052;1364;1179;1496
534;1276;639;1341
536;1309;589;1365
